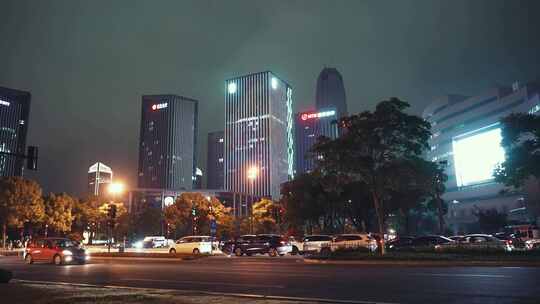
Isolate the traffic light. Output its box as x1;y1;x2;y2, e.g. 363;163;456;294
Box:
192;207;197;216
26;146;38;170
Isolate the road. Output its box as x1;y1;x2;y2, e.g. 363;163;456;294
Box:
1;255;539;304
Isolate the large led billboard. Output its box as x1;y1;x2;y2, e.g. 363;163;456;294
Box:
452;127;505;187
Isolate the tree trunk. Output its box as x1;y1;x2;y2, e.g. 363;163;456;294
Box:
404;210;410;235
372;191;385;255
2;223;6;249
437;195;444;235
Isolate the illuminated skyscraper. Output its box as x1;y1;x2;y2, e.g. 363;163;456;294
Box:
88;162;113;196
294;108;339;175
207;131;224;189
138;94;198;190
0;87;31;177
224;71;294;200
423;82;540;233
315;67;347;118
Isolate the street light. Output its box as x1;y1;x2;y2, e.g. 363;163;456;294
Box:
107;181;125;253
108;182;125;195
247;166;258;234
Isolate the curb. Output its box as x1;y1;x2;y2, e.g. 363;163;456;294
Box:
302;258;540;267
12;279;399;304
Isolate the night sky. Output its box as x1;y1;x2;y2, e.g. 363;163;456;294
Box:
1;0;539;196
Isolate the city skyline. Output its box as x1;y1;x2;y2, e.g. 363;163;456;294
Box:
1;1;539;195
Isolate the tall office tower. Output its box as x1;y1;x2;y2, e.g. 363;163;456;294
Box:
138;94;198;190
315;67;347;118
294;108;339;175
88;162;113;196
0;87;31;177
207;131;224;189
225;71;294;200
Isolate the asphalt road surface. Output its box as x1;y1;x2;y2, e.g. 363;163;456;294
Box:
1;255;539;304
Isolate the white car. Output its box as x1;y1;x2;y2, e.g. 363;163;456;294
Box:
301;235;333;255
169;236;213;255
333;234;378;252
525;239;540;250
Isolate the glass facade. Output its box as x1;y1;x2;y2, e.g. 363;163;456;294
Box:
207;130;224;189
0;87;30;177
138;95;198;190
224;71;293;200
294;108;339;175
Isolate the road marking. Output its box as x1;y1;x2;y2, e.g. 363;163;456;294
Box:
414;273;510;278
13;279;400;304
120;278;285;289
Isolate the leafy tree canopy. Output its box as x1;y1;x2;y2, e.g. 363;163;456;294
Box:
494;113;540;188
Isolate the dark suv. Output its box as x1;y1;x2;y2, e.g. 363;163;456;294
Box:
227;234;291;257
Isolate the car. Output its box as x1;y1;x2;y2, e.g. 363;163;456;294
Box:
229;234;291;257
494;232;525;249
134;236;168;249
288;236;302;255
386;236;414;251
301;235;334;255
449;235;465;242
169;236;213;255
456;234;512;251
525;239;540;250
408;235;454;251
333;234;378;252
439;234;510;252
24;237;89;265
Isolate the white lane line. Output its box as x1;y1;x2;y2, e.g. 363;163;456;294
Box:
414;273;510;278
13;279;400;304
120;278;285;289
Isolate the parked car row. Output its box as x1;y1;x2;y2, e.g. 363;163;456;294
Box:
222;234;292;257
386;234;517;252
294;233;378;256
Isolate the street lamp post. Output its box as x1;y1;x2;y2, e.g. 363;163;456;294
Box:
107;182;125;253
247;166;258;234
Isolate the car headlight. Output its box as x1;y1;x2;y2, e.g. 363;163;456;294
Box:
62;250;73;255
134;241;143;248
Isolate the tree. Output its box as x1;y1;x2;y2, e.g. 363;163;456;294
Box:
494;113;540;188
71;195;102;244
164;192;232;238
280;173;329;234
494;113;540;221
43;193;76;235
252;198;278;234
132;203;162;239
313;98;431;254
0;177;44;247
474;208;507;234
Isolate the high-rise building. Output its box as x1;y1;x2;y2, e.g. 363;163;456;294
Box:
207;130;224;189
316;67;347;118
88;162;113;196
0;87;31;177
423;82;540;233
294;108;339;175
224;71;294;200
138;94;198;190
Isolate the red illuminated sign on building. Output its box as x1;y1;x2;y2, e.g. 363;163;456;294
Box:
151;103;168;111
300;110;336;121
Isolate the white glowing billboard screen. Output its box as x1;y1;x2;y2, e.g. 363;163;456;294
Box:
452;127;505;187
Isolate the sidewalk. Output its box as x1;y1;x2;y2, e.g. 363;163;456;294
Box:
1;280;321;304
